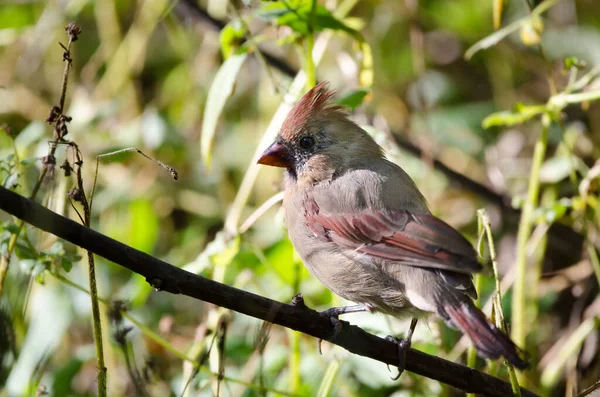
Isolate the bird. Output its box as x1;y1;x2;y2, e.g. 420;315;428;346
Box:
257;81;528;376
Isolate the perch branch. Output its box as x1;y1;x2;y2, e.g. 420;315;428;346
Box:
0;186;538;397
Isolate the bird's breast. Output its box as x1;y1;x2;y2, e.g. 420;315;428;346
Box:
285;198;414;312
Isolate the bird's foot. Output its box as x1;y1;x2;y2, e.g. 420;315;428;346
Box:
290;293;344;354
385;335;411;381
316;304;372;354
317;310;344;355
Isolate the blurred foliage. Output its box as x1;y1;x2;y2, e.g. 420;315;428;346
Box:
1;0;600;396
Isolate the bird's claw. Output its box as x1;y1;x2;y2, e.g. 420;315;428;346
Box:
385;335;411;381
320;307;341;318
317;311;343;355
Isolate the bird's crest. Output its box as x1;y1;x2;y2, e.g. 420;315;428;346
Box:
280;81;346;140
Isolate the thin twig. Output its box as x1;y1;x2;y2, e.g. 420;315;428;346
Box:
90;147;178;214
239;192;284;234
478;209;521;396
511;114;550;386
72;142;108;397
0;23;80;298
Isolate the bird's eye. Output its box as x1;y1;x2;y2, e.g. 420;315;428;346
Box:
299;136;316;149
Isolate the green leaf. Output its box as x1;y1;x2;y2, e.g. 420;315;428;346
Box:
14;243;38;260
52;359;84;397
60;258;73;272
48;241;65;256
257;1;360;38
201;52;248;169
563;57;586;72
265;239;297;285
0;5;38;29
20;157;41;166
219;21;246;58
126;199;159;253
2;172;18;189
2;223;21;234
212;235;241;267
20;259;46;277
544;199;569;223
336;89;369;110
539;156;579;183
482;103;546;128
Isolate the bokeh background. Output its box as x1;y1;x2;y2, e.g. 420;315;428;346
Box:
1;0;599;396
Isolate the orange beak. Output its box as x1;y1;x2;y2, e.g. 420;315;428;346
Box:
257;142;292;168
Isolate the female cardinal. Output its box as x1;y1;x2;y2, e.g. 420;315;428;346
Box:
257;82;528;375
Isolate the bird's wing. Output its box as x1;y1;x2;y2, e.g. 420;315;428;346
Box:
303;194;482;274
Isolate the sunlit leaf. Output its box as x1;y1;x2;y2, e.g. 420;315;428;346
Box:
48;241;65;256
126;199;159;253
493;0;504;30
2;172;18;189
14;243;38;260
265;239;297;285
212;235;241;267
543;199;570;223
336;89;369;110
20;157;41;165
563;56;586;72
520;16;543;47
220;21;246;58
201;52;248;169
2;223;20;234
482;104;546;128
20;259;45;277
539;156;580;183
359;41;374;88
257;1;360;37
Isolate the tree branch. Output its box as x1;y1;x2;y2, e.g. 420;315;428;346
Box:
0;186;538;397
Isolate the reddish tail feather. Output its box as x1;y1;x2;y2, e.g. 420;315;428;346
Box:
444;302;529;369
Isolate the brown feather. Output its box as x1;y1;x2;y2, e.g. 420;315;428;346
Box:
303;195;481;274
444;303;529;369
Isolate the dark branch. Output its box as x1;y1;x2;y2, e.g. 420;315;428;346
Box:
0;186;538;397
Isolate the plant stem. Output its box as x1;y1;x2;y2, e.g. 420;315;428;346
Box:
0;25;78;297
316;360;341;397
305;0;318;89
478;209;521;395
511;114;550;384
72;146;107;397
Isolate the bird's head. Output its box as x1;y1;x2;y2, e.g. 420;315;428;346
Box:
258;82;383;185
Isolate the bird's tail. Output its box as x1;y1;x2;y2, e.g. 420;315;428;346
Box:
443;301;529;369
